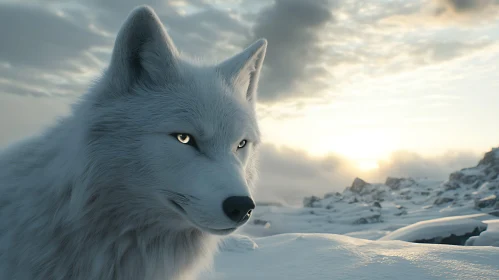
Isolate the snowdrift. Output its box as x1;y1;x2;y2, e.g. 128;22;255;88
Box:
208;233;499;280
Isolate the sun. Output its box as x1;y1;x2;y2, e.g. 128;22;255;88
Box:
357;159;380;171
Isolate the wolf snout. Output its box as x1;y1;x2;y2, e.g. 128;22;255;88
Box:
222;196;255;224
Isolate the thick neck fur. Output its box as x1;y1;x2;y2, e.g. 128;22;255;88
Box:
0;95;218;280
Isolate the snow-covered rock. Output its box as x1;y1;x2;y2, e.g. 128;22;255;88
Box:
349;177;370;193
475;194;497;209
207;233;499;280
379;215;488;245
385;177;417;190
465;219;499;247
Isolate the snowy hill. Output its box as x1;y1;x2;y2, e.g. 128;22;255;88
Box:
241;148;499;240
207;233;499;280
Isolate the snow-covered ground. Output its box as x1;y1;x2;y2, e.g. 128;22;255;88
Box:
208;233;499;279
208;148;499;278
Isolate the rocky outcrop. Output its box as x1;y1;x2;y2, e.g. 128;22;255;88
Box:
300;147;499;231
349;177;370;193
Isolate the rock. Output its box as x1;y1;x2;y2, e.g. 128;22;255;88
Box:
434;197;454;205
478;148;499;166
443;181;460;191
373;201;382;208
253;219;271;228
449;171;463;181
385;177;416;190
348;197;359;204
474;195;497;209
400;190;411;196
448;169;485;186
394;210;408;216
303;196;321;208
323;192;342;199
414;226;486;246
352;214;382;225
350;177;370;193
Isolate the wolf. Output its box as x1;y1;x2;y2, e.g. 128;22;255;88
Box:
0;5;266;280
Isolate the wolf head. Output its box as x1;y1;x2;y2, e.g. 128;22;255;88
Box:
82;6;266;235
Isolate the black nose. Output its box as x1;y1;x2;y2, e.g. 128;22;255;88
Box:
222;196;255;223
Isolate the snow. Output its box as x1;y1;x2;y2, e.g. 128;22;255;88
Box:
218;234;259;252
379;214;488;243
239;150;499;239
208;233;499;280
466;220;499;247
207;148;499;279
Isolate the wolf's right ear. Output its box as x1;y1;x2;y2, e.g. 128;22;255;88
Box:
216;39;267;104
106;6;179;95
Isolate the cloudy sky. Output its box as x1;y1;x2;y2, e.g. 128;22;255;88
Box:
1;0;498;204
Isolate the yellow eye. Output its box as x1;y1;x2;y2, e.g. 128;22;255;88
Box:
238;140;247;149
177;134;190;144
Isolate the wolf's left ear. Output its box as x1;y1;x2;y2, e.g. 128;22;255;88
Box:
217;39;267;103
106;6;179;94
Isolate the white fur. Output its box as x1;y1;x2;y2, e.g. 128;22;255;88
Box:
0;6;267;280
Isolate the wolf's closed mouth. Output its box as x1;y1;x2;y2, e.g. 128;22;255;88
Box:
168;199;237;234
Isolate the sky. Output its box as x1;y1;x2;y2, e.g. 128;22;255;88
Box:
1;0;498;204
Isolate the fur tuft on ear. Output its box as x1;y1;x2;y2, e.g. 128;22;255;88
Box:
217;39;267;103
106;5;179;95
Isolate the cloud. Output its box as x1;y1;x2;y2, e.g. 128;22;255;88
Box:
0;3;106;70
249;0;335;102
0;0;256;98
0;2;109;98
373;150;480;181
436;0;498;14
1;0;498;104
254;144;359;205
380;0;499;27
0;93;73;148
408;40;494;65
430;0;499;25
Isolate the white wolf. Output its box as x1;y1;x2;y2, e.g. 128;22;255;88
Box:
0;6;266;280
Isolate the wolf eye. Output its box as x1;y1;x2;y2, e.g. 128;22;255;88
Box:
237;139;247;149
176;134;190;144
172;133;198;149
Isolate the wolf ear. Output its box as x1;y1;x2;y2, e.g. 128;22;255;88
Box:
106;6;179;94
217;39;267;103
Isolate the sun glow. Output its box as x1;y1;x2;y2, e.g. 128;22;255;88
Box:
357;159;380;171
